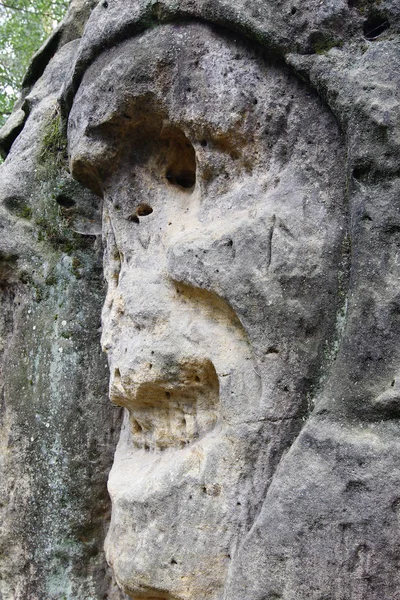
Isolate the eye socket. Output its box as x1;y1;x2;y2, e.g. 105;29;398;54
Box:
166;168;196;189
164;132;196;191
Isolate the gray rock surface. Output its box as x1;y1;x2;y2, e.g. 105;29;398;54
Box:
0;2;127;599
0;0;399;598
68;24;347;598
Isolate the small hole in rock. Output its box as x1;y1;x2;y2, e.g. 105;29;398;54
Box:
352;166;370;182
253;98;258;105
136;203;153;216
363;15;389;39
56;194;75;208
171;558;177;565
102;0;108;7
165;391;171;399
266;347;279;354
291;6;297;14
391;380;396;387
200;139;208;147
195;375;200;382
127;214;140;223
114;368;121;379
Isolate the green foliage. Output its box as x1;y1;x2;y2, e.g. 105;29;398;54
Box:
0;0;68;127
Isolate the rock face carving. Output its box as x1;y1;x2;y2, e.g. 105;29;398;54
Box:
68;23;347;599
0;0;399;598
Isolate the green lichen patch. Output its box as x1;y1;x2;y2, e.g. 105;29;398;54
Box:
34;109;97;257
16;205;32;220
39;110;68;169
34;212;91;255
3;195;33;220
311;34;343;55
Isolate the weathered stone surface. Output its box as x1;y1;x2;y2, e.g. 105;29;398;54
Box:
1;0;399;598
68;21;346;600
0;3;126;599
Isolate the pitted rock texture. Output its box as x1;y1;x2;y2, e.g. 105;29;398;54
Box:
0;3;126;599
0;0;399;598
68;23;348;600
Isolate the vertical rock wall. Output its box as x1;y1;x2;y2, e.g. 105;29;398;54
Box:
0;0;399;599
0;2;127;598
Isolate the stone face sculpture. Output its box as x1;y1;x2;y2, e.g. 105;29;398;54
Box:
1;0;399;598
68;22;347;599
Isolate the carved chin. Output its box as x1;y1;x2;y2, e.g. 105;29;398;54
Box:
105;422;236;600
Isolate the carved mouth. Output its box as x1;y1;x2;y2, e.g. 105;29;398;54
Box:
111;359;219;451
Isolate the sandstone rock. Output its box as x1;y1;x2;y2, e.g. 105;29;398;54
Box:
0;4;126;599
68;21;345;600
0;0;399;598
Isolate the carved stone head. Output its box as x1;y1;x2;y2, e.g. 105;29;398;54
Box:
68;22;346;599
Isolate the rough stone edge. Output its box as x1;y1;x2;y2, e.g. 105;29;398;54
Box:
0;0;98;158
